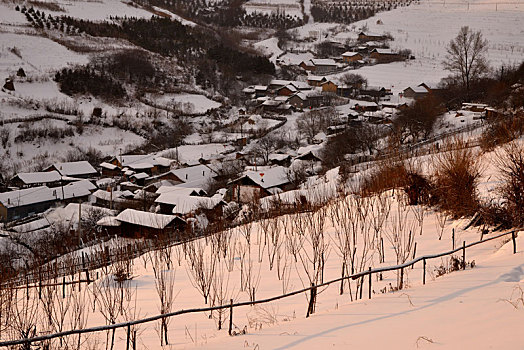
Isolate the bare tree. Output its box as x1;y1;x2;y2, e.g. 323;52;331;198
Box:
443;26;489;92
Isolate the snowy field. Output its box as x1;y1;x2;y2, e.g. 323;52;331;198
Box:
330;0;523;91
147;93;222;114
19;0;153;21
250;0;524;91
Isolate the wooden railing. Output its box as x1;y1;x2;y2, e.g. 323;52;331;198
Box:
0;228;519;348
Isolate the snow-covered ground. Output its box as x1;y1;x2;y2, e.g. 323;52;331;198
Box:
4;136;522;349
148;93;222;114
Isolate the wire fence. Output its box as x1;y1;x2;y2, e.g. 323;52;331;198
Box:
0;228;518;347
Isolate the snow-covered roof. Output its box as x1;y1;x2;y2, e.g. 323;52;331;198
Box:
307;76;326;82
354;100;379;107
45;203;115;229
232;166;290;189
13;171;61;185
279;84;297;92
97;216;121;227
290;81;311;90
61;181;94;199
156;186;206;196
311;58;337;66
372;48;396;55
0;181;92;209
269;153;291;161
131;172;149;180
92;189;126;202
116;155;173;168
342;51;360;57
155;192;224;215
169;164;215;187
51;161;97;177
100;162;118;170
404;85;429;93
128;162;154;170
269;79;292;87
115;209;179;229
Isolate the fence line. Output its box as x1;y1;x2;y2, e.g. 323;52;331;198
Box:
0;228;518;347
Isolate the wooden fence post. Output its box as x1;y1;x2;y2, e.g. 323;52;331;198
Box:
381;237;385;263
62;277;66;298
126;325;130;350
368;267;372;299
340;262;345;295
412;242;417;269
462;241;466;270
452;228;455;249
423;258;426;285
228;299;233;336
512;231;517;254
306;283;317;318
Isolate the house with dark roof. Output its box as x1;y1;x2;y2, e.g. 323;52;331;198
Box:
45;161;98;179
227;166;292;203
11;171;62;188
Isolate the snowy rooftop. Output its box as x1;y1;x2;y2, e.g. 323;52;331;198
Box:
100;162;118;170
0;181;92;208
51;161;97;177
155;186;206;196
115;208;178;229
234;166;290;189
13;170;61;185
311;58;337;66
116;155;173;168
342;51;360;57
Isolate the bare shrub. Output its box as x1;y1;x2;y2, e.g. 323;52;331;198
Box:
480;112;524;151
493;141;524;227
361;160;431;205
432;138;482;218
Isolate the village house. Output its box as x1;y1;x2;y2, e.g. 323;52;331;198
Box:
370;48;402;63
99;162;121;177
359;86;389;99
299;59;338;75
111;208;186;238
268;79;292;92
403;85;430;99
277;84;298;96
227;166;292;203
299;60;316;72
0;181;94;222
268;153;292;167
155;191;225;219
92;189;134;210
45;161;98;179
321;80;338;93
259;99;293;114
109;155;173;176
167;164;217;188
354;101;379;112
242;85;268;98
288;90;324;109
11;171;62;189
337;84;354;98
341;51;363;63
307;76;327;87
358;31;386;42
